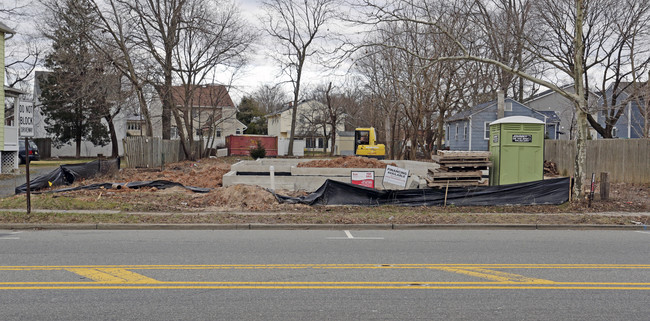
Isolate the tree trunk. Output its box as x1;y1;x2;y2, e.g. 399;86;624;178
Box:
573;0;587;199
105;116;119;158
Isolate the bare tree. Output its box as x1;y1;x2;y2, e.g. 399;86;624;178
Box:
171;0;254;159
87;0;155;136
533;0;650;139
2;1;43;93
261;0;339;156
253;84;288;113
353;0;625;197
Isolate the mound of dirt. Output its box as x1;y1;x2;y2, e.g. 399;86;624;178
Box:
297;156;396;168
188;185;310;211
109;158;230;188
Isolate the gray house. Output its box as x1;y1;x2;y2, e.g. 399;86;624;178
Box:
525;84;600;140
445;97;554;151
596;82;647;139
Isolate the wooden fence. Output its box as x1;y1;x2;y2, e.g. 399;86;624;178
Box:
122;137;202;168
544;139;650;183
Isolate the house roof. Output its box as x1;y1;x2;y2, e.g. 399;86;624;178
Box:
171;85;234;108
490;116;544;125
0;22;16;35
609;81;649;97
447;100;496;122
265;99;312;117
524;84;574;103
534;110;560;123
4;86;26;97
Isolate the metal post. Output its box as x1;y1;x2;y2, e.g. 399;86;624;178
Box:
25;137;31;214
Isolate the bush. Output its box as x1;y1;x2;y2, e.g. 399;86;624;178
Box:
249;140;266;159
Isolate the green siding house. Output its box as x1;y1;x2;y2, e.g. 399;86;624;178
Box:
1;21;22;173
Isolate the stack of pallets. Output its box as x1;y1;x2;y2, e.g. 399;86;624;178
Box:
426;151;491;188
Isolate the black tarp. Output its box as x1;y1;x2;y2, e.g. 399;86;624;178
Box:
15;158;121;194
48;180;210;193
274;177;570;206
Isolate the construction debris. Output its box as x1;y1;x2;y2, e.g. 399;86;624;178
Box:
544;160;559;176
426;151;491;188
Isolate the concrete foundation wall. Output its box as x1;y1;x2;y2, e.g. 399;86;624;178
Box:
224;158;438;192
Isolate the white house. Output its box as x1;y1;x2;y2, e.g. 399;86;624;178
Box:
266;100;344;153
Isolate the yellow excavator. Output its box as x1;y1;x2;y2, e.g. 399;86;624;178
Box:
355;127;386;159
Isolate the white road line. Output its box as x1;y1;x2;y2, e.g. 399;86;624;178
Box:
326;230;384;240
0;232;21;240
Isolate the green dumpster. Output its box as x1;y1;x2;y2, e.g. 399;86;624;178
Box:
489;116;545;185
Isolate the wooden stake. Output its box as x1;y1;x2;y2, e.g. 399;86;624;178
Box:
600;172;609;200
444;180;449;207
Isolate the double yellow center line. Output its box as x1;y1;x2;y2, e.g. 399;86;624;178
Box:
1;264;649;290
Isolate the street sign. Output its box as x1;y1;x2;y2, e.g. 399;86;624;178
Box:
351;171;375;188
19;102;34;137
383;165;409;187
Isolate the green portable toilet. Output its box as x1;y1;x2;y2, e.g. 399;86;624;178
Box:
489;116;545;185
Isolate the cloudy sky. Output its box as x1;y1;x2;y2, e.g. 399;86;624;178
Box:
2;0;357;104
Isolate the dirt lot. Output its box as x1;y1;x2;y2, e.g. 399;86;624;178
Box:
0;157;648;225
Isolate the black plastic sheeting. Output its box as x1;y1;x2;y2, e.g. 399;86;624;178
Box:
274;177;570;207
15;158;121;194
48;180;210;193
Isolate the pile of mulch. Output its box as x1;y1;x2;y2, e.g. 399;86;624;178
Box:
297;156;396;168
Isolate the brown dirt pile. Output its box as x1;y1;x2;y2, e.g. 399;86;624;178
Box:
297;156;396;168
104;158;230;188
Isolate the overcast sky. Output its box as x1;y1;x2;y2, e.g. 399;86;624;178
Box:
2;0;355;105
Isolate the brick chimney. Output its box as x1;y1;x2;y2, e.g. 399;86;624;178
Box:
497;90;505;119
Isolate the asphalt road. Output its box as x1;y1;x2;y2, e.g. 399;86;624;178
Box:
1;229;649;320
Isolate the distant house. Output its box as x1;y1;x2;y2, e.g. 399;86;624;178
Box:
1;22;22;172
148;84;246;148
525;84;600;140
266;100;344;153
445;97;553;151
596;82;648;139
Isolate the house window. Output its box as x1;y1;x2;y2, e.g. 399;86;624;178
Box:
236;129;241;135
505;101;513;111
170;127;179;139
484;122;490;140
463;124;468;141
612;127;618;138
127;122;141;131
216;130;221;138
455;125;458;141
196;129;202;136
446;125;449;142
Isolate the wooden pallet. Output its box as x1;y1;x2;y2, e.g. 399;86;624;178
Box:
428;170;482;181
432;155;490;164
426;181;483;188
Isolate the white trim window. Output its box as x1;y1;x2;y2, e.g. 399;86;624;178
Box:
455;124;458;141
463;124;468;141
505;101;513;111
484;122;490;140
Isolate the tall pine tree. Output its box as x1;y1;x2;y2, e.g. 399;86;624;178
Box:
40;0;110;157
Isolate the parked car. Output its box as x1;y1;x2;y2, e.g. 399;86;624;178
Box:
19;140;40;164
